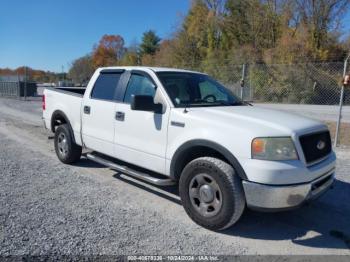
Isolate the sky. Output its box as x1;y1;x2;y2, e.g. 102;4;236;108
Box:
0;0;349;73
0;0;190;72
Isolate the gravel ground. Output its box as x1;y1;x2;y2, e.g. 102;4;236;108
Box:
0;97;350;256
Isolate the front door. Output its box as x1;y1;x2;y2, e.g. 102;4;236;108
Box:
114;71;169;174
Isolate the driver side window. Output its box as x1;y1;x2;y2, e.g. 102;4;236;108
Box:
124;73;156;104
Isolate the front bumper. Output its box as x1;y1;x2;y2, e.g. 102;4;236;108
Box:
242;169;335;211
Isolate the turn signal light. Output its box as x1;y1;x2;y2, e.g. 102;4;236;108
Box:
252;138;266;154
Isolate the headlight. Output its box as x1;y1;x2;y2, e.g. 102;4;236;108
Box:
252;137;298;160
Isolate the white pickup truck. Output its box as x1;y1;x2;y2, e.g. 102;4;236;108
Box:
43;66;336;230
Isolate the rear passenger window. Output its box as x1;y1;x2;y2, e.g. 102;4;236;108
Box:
91;73;121;101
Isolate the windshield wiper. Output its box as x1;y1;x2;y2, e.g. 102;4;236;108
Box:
221;101;253;106
215;101;244;106
180;101;247;107
242;101;253;106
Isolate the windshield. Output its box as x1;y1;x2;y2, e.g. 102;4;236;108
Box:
156;72;243;107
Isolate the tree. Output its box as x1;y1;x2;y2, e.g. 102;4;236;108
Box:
0;67;62;83
223;0;282;51
204;0;226;15
164;0;213;70
183;0;211;57
140;30;161;56
120;41;140;66
68;55;95;85
92;34;126;67
120;51;139;65
153;40;177;67
297;0;349;48
278;0;350;60
345;35;350;51
63;0;349;85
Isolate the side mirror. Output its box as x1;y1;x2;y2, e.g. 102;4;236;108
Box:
131;95;163;113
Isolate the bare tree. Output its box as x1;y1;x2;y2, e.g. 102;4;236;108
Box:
295;0;350;49
204;0;226;15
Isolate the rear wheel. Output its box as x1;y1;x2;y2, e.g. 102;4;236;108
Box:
54;124;82;164
179;157;245;230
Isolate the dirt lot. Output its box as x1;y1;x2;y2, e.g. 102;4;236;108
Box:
326;121;350;147
0;97;349;256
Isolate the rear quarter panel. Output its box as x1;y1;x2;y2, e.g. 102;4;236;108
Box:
43;88;83;146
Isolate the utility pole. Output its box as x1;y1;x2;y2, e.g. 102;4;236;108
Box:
334;53;350;147
240;64;246;100
61;65;65;85
24;66;27;101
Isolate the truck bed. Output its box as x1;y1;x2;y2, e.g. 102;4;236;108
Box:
45;86;86;96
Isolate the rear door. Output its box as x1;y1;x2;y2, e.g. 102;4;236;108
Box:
82;70;124;156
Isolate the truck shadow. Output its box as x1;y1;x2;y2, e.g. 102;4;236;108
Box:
222;179;350;250
113;172;350;250
113;172;181;205
74;157;106;168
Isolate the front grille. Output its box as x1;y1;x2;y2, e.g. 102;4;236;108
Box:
299;131;332;164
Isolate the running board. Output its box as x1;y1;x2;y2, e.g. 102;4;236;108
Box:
86;153;176;186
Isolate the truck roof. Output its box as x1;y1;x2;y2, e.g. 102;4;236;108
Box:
98;66;205;74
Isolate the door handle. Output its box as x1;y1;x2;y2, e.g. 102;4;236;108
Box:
84;106;91;114
115;111;125;121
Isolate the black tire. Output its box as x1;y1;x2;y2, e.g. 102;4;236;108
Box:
179;157;245;230
54;124;82;164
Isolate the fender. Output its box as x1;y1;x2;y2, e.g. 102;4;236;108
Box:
51;110;76;143
170;139;248;180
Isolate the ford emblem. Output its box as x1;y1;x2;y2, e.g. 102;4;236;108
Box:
317;140;326;150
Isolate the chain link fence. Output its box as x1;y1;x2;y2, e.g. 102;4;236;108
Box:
0;81;21;97
0;81;37;98
212;62;346;104
0;67;37;99
211;61;349;147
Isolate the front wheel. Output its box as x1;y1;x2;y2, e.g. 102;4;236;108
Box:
179;157;245;230
54;124;82;164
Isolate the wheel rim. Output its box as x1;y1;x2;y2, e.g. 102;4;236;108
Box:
57;133;68;157
189;173;222;217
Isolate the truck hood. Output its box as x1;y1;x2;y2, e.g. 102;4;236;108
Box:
187;105;327;136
